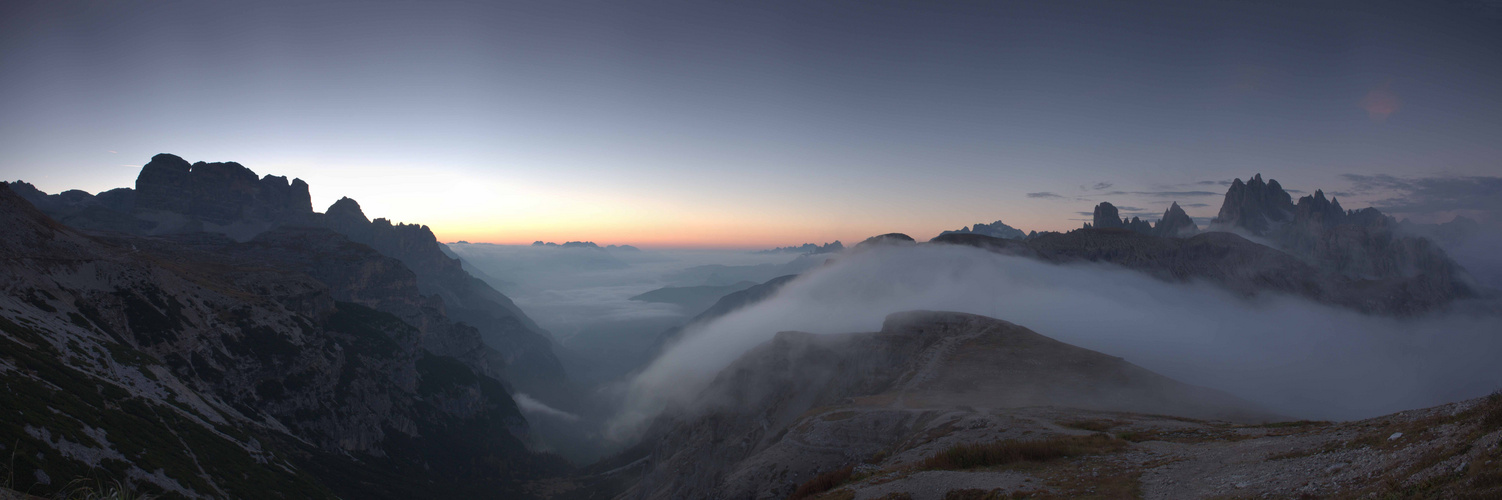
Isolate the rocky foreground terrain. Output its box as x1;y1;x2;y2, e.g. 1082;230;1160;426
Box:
549;312;1502;500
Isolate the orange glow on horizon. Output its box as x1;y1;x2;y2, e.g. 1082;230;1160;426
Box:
427;214;1088;250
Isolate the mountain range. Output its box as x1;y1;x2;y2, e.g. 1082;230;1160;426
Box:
4;159;1498;499
939;219;1029;240
0;181;565;498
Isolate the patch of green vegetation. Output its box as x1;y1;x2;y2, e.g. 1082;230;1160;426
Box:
919;434;1127;471
0;314;333;499
53;477;154;500
821;411;857;421
1335;392;1502;499
223;324;299;364
102;341;160;370
789;465;853;500
324;302;409;357
0;314;58;355
1258;420;1331;429
113;289;181;347
1060;420;1117;432
73;300;124;344
24;289;58;313
943;489;1025;499
67;312;92;330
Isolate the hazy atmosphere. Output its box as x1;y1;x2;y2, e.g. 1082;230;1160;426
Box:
4;0;1501;246
3;1;1501;499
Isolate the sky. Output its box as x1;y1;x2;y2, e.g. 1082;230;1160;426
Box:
2;0;1500;247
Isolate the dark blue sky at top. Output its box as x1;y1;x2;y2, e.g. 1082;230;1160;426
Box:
2;0;1500;244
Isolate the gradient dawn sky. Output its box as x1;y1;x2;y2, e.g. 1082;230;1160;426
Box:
3;0;1501;247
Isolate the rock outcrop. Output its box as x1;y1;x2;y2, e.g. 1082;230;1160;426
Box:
1090;202;1124;229
1086;202;1154;235
1210;173;1294;235
1153;201;1199;237
133;153;314;235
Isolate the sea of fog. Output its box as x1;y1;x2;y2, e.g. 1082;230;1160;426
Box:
612;243;1502;441
445;241;1501;461
446;243;823;386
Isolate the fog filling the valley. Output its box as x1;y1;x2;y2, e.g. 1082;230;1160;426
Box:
612;243;1502;439
447;244;816;344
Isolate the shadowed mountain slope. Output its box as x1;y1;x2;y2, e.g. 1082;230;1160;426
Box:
0;183;566;498
9;154;565;394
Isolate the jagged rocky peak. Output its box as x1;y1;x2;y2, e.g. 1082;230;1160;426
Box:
1211;173;1295;235
326;196;368;221
1153;201;1199;237
134;152;314;226
323;196;373;240
1292;189;1350;228
1091;202;1124;229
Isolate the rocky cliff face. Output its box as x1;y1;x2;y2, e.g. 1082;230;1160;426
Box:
0;183;564;498
1086;202;1156;234
1211;173;1294;235
133;153;315;237
1090;201;1124;229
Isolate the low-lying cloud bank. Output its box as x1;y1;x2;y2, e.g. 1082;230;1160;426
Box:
515;393;582;422
611;244;1502;439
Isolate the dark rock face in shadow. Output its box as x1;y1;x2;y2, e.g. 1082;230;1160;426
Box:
0;183;567;499
134;153;314;228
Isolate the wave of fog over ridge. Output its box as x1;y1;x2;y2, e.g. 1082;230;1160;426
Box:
613;244;1502;438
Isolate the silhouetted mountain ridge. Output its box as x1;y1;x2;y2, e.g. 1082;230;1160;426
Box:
10;154;566;394
0;183;568;498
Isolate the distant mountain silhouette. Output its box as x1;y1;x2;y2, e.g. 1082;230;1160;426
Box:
755;241;845;254
939;219;1027;240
